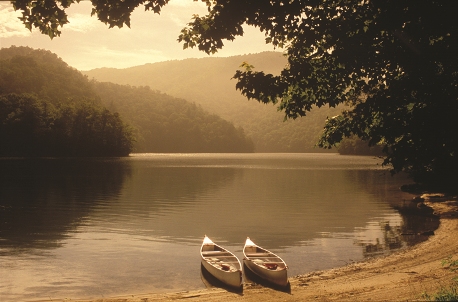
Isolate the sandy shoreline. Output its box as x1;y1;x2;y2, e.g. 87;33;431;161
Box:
73;197;458;302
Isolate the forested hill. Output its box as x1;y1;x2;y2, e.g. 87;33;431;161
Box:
0;46;133;156
0;46;254;155
0;46;98;103
92;82;254;152
83;52;342;153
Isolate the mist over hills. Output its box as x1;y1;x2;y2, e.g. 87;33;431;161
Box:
92;82;254;152
83;52;342;153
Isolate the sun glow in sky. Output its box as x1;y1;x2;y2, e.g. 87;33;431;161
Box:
0;0;277;70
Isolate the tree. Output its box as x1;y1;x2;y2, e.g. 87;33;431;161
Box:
11;0;458;188
180;0;458;189
12;0;171;38
0;93;135;156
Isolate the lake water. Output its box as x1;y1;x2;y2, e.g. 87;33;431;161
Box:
0;153;438;301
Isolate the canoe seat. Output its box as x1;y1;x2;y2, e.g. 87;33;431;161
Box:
221;261;241;264
260;261;285;264
202;251;232;257
245;253;272;257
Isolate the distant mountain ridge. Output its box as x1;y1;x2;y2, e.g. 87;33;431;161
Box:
83;52;342;153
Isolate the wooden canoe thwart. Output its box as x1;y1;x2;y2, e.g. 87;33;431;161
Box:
243;237;289;287
200;235;242;289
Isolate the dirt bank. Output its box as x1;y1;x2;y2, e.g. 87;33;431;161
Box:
80;198;458;302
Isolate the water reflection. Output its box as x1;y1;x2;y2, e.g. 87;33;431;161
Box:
0;155;438;253
344;169;439;257
0;154;439;301
87;167;397;245
0;158;131;251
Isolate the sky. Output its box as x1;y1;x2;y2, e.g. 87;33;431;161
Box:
0;0;277;71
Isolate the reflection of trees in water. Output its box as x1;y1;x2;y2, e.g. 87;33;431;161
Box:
347;170;440;257
355;221;403;258
355;207;439;258
0;158;241;251
0;158;131;251
0;157;441;253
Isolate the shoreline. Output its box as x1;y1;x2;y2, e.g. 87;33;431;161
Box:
73;197;457;302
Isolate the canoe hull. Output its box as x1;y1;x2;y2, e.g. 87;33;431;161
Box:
200;236;242;289
201;258;242;289
243;259;288;287
243;237;288;287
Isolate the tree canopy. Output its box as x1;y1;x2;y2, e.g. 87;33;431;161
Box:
11;0;458;188
0;93;135;156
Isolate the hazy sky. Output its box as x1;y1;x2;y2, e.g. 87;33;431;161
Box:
0;0;277;71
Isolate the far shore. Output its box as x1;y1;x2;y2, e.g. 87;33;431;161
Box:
51;195;458;302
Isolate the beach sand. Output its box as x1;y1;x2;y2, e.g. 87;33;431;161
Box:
75;197;458;302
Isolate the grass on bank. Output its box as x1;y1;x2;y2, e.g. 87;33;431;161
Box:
422;256;458;301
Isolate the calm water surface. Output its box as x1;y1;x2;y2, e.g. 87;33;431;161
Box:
0;153;438;301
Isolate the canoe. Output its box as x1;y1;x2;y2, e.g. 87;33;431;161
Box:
200;235;242;289
243;237;288;287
